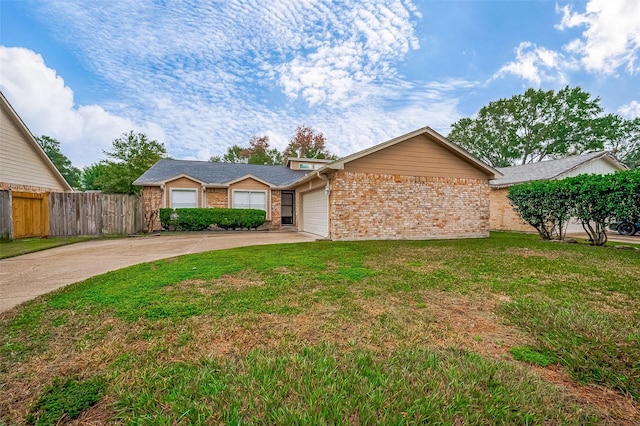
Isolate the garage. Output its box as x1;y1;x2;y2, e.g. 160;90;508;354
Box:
301;188;328;237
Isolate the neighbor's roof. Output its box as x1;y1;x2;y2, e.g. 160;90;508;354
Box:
490;151;627;188
133;159;308;187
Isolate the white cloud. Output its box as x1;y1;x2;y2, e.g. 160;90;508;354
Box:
0;46;164;167
619;100;640;118
4;1;475;165
492;42;574;86
556;0;640;74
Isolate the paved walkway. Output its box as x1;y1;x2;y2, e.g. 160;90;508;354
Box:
0;232;315;314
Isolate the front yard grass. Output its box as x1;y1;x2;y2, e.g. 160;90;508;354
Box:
0;236;96;259
1;232;638;424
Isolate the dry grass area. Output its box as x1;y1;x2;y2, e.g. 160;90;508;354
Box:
1;233;638;424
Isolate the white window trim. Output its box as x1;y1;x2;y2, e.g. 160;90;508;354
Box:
170;188;198;209
231;189;269;220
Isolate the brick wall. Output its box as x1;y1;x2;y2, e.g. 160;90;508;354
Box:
270;190;281;228
205;188;227;208
489;187;534;232
329;171;490;240
0;182;61;192
142;186;163;231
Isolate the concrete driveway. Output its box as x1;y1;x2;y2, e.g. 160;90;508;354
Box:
0;231;315;314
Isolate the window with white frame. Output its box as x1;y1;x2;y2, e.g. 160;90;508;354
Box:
233;190;266;211
171;189;197;208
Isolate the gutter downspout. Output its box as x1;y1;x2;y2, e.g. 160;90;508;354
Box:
316;171;330;194
317;171;331;239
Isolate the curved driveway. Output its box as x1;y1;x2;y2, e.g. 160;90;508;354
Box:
0;232;315;314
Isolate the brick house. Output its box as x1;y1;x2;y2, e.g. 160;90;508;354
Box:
489;151;628;232
135;127;500;240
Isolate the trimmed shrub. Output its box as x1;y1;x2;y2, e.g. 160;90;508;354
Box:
159;208;266;231
508;169;640;245
507;179;572;240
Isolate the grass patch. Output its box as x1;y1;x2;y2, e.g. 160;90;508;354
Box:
1;232;639;424
502;299;640;399
25;376;106;425
511;345;558;367
114;345;597;425
0;236;96;259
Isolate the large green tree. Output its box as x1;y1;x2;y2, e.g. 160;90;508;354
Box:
97;131;168;194
448;87;638;167
36;135;81;188
600;114;640;168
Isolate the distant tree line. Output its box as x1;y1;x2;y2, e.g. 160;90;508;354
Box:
448;86;640;169
37;131;168;195
37;87;638;196
209;125;337;164
37;125;335;194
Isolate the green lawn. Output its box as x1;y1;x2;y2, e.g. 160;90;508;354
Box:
0;236;96;259
1;233;638;425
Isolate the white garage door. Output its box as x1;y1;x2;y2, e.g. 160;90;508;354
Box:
302;189;328;237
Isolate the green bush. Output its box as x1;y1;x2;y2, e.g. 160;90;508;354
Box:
159;208;266;231
508;169;640;245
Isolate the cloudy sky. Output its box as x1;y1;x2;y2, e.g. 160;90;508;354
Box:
1;0;639;167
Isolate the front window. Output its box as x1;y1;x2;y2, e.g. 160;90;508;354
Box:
171;189;197;208
233;190;266;211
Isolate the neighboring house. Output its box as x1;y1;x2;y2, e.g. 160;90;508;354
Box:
136;127;500;240
489;151;628;232
0;92;72;193
0;92;72;239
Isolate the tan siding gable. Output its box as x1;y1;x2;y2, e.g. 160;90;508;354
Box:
229;178;269;191
344;134;490;179
0;104;68;191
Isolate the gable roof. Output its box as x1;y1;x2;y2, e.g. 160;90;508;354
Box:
135;127;501;188
490;151;627;188
0;92;73;191
133;159;308;187
293;126;501;185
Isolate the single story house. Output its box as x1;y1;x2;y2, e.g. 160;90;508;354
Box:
489;151;628;232
135;127;501;240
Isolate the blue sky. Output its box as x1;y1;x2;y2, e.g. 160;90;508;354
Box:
1;0;639;167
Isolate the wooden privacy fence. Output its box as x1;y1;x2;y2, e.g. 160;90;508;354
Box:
0;190;12;241
48;192;144;237
11;191;49;239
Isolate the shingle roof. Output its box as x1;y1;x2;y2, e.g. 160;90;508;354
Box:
489;151;623;187
133;159;308;187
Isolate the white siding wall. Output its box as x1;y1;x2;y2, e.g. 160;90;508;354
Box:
0;105;67;191
560;159;622;178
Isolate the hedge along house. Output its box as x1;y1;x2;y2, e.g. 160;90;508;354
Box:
489;151;628;232
136;127;500;240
